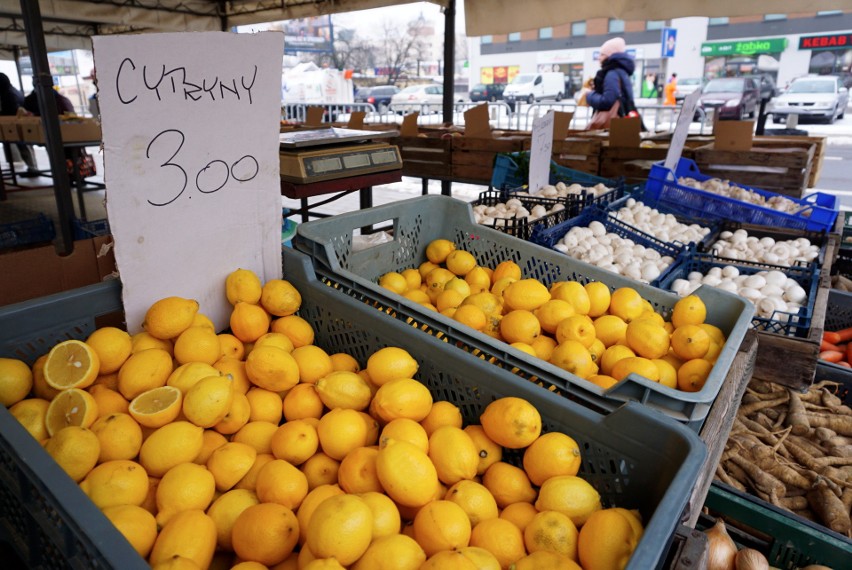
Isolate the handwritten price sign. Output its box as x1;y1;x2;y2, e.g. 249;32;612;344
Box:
94;32;284;332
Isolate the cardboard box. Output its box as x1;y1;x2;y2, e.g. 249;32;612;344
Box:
18;117;102;144
0;116;21;141
0;236;116;307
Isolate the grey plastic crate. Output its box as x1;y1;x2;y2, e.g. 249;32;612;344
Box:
294;195;755;429
0;250;708;570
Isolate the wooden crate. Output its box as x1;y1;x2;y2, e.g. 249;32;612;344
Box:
752;135;827;188
599;141;707;182
694;145;816;199
451;135;529;184
552;137;602;176
387;133;453;179
751;236;835;391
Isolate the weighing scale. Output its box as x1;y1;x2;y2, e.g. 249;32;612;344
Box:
279;127;402;184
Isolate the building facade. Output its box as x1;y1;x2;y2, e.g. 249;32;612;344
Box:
468;11;852;99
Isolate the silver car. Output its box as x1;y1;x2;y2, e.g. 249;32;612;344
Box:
390;84;444;114
770;76;849;124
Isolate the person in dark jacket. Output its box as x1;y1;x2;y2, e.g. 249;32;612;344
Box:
23;85;76;116
586;37;637;116
0;73;38;175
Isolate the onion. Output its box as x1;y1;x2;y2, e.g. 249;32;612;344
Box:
705;519;738;570
735;548;769;570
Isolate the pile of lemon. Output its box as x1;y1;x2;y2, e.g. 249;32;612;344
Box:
378;238;726;393
0;267;649;570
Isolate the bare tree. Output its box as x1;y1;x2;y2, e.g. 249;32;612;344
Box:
313;27;375;72
377;15;429;85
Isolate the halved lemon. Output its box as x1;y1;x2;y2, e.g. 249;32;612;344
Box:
129;386;183;429
44;340;100;390
45;388;99;436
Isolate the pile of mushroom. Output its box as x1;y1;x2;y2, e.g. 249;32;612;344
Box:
514;181;613;200
552;220;675;283
471;198;565;227
611;199;712;245
709;229;820;267
678;176;806;216
670;267;809;323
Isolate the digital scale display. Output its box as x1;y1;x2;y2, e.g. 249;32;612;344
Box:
280;141;403;184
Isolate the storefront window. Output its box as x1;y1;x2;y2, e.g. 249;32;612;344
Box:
571;21;586;37
708;17;729;26
646;21;665;31
817;11;843;16
809;50;852;76
608;19;625;33
481;36;492;45
764;14;787;21
539;27;553;40
508;32;521;42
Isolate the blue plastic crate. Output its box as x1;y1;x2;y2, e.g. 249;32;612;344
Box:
530;206;689;289
645;159;838;233
0;214;55;249
71;218;110;240
491;151;615;190
657;251;819;338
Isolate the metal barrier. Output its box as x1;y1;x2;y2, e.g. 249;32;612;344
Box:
281;102;378;124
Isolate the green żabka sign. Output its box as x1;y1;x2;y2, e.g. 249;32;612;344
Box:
701;38;788;57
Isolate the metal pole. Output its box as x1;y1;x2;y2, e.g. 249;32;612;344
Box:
20;0;75;255
441;0;455;125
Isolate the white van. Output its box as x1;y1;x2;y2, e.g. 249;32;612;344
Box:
503;72;566;104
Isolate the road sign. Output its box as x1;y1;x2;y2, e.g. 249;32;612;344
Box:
661;28;677;58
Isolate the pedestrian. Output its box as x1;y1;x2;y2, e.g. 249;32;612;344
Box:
581;37;643;129
664;73;678;106
0;73;39;176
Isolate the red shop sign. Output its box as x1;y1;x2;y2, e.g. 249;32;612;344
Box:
799;33;852;50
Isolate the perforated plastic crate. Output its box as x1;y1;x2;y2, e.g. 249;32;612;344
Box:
0;214;55;249
294;195;755;429
530;206;689;288
469;190;575;241
645;159;838;233
491;151;615;190
699;221;828;272
0;250;708;570
71;218;110;240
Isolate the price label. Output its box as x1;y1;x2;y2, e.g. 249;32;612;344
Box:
94;32;285;332
529;110;555;194
664;89;702;172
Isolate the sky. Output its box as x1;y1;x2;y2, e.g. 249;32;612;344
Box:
329;1;465;38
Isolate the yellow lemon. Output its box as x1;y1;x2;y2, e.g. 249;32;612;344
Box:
677;358;713;392
290;345;333;384
245;387;283;424
704;341;722;364
214;392;251;435
88;384;130;417
43;340;99;391
420;551;478;570
625;319;671;360
183;374;235;428
523;432;582;486
491;260;522;284
500;502;539;532
653;359;678;389
534;299;576;334
502;279;552;311
232;421;278;455
444;480;499;526
299;452;340;491
317;408;369;460
550;340;596;379
167;362;221;395
195;430;227;465
463;425;502;475
446;249;477;276
307;494;374;565
370;378;433;423
428;426;479;485
139;421;204;477
9;398;50;442
482;462;536;508
376;439;440;508
358;490;402;539
530;335;558;361
419;400;463;436
232;503;299;566
297;484;346;543
552;281;592;315
261;279;302;317
80;459;148;508
469;517;526;569
584;282;611;318
255;458;310;510
524;510;579;559
128;385;182;428
86;327;132;374
588;374;619;389
45;388;98;436
270;419;319;466
207;441;257;492
609;288;644;323
282;383;325;422
155;462;216;527
405;289;432;304
555;315;596;348
206;488;259;551
512;551;582;570
31;355;60;401
480;397;541;449
245;345;300;392
351;534;426;570
45;426;100;482
380;418;430;453
234;453;275;492
217;333;245;361
453;304;488;332
131;331;173;355
465;266;492;294
270;315;315;348
143;297;199;340
254;331;295;353
118;348;174;400
611;356;661;383
426;239;456;264
173;326;221;366
490;276;518;298
458;546;502;570
500;309;542;344
419;261;440;279
413;500;472;557
593;315;628;348
461;291;502;317
599;345;636;376
230;302;271;343
380;271;409;295
699;323;726;346
338;446;382;494
672;294;707;328
102;504;158;558
226;268;263;305
536;475;602;527
436;288;466;312
401;268;423;291
578;508;643;570
671;325;711;360
315;370;372;410
90;412;143;462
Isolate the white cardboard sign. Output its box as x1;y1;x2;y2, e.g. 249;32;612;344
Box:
528;110;555;194
664;89;702;172
93;32;284;333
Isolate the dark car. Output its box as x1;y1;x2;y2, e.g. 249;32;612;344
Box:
696;77;761;120
470;83;505;102
745;74;778;103
362;85;399;111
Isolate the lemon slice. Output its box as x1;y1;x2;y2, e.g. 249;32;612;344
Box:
44;339;100;390
45;388;99;436
129;386;183;429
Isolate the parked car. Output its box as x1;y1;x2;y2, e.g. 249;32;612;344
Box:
769;75;849;124
453;82;470;103
361;85;399;111
674;78;703;102
503;72;566;104
469;83;505;102
390;84;444;113
696;77;761;120
745;74;779;103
